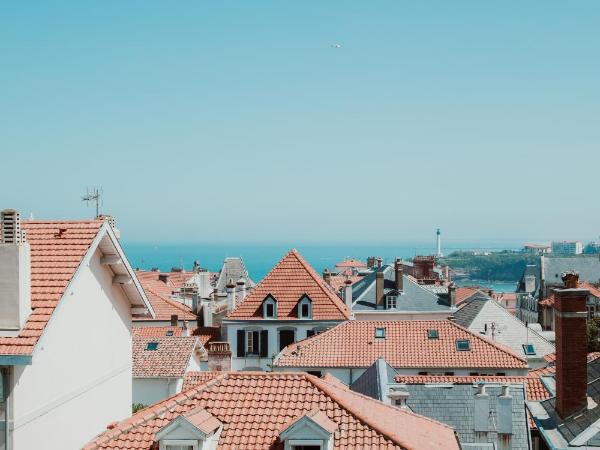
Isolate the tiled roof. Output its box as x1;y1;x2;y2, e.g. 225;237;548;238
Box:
181;371;224;391
131;326;219;347
132;336;198;378
455;287;488;306
135;270;197;321
0;220;103;356
335;258;367;269
275;320;527;369
226;249;351;321
329;275;362;293
540;283;600;308
85;372;459;450
193;326;221;347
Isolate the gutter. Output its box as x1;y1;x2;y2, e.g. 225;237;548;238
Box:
0;354;32;366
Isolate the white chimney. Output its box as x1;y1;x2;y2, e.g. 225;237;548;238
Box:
0;209;31;334
344;278;353;310
98;214;120;239
182;320;190;337
388;389;410;409
226;279;236;312
497;385;513;435
202;300;213;327
473;383;489;432
236;277;247;303
524;275;536;294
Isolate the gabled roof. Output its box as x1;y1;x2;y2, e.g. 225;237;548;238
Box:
455;286;489;306
274;320;528;369
226;249;351;321
215;257;255;292
0;219;152;358
135;270;197;321
133;335;198;378
453;296;555;359
85;372;459;450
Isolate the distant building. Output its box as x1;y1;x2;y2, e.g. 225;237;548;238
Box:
584;241;600;254
551;240;583;255
522;243;551;254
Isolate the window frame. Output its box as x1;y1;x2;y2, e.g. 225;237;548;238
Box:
455;339;471;351
298;295;312;319
375;327;386;339
263;295;277;319
146;342;159;351
386;295;397;309
427;329;439;339
246;330;260;355
160;439;199;450
522;343;536;355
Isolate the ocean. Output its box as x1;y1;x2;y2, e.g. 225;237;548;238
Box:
122;242;521;292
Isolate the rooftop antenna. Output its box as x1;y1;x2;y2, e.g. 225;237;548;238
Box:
82;187;103;218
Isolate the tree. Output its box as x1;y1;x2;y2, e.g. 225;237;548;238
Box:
587;317;600;352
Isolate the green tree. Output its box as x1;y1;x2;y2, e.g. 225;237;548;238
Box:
587;317;600;352
132;403;147;414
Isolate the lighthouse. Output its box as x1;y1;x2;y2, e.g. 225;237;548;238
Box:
436;228;443;257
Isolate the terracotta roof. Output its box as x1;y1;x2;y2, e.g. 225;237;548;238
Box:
132;326;219;348
0;220;103;356
192;326;221;347
455;287;487;306
135;270;197;321
540;283;600;308
226;249;351;321
85;372;459;450
132;336;198;378
329;275;363;293
539;294;555;307
335;258;367;269
274;320;528;369
182;371;225;391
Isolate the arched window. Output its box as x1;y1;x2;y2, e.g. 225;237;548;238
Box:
298;295;312;319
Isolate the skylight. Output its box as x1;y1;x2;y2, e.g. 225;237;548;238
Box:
522;344;536;355
375;327;385;339
427;329;439;339
166;330;174;336
456;339;470;351
146;342;159;351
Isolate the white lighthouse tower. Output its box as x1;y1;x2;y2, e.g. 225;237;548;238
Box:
436;228;443;257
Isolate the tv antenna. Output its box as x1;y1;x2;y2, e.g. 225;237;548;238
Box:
82;187;103;218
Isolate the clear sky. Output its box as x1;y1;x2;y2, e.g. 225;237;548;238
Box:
1;1;598;245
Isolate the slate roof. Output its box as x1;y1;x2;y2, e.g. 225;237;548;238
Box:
351;265;451;312
453;296;555;359
542;255;600;286
516;264;540;293
274;320;528;370
132;336;198;378
135;270;197;321
0;220;104;356
215;257;255;292
84;372;460;450
226;249;351;321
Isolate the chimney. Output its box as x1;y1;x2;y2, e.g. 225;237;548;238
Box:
0;209;32;333
394;258;404;291
367;257;376;269
376;271;385;308
524;274;536;293
207;342;231;372
554;272;588;418
497;384;513;435
182;320;190;337
376;258;383;268
448;283;457;307
442;265;450;281
473;383;489;432
236;277;247;303
226;279;236;312
170;314;178;326
158;273;169;284
202;300;213;327
323;269;331;285
344;278;353;310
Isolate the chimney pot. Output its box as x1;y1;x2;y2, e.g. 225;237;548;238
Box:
344;277;353;311
226;279;236;312
323;269;331;285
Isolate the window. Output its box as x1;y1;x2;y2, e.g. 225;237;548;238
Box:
307;371;322;378
298;296;312;319
266;303;275;317
146;342;159;351
306;329;315;338
522;344;536;355
263;295;277;319
166;330;174;336
165;445;195;450
456;339;470;351
386;295;397;309
375;327;385;338
246;330;260;355
427;329;439;339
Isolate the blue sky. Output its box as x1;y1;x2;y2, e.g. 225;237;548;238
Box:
1;1;598;244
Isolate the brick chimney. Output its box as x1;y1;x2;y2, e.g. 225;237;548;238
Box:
554;271;588;418
394;258;403;291
376;271;385;308
0;209;31;333
207;342;231;371
322;269;331;285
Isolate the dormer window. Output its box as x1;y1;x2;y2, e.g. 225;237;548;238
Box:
279;409;336;450
263;295;277;319
386;295;397;309
156;408;222;450
298;295;312;319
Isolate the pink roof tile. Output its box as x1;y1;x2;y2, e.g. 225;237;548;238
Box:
135;270;197;321
133;336;198;378
182;371;225;391
0;220;103;356
275;320;528;370
226;249;351;321
335;258;367;269
85;372;459;450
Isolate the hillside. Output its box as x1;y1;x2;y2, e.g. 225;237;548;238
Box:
440;251;538;282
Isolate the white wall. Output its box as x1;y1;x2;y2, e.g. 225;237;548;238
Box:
133;378;181;406
11;248;134;450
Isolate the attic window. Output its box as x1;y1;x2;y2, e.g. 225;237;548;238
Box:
263;295;277;319
146;342;159;351
523;344;536;355
427;329;439;339
456;339;470;351
375;328;386;339
386;295;397;309
298;295;312;319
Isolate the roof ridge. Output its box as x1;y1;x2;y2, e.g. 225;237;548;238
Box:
23;219;104;224
288;250;351;319
146;287;194;315
310;374;454;448
448;320;528;366
84;372;230;450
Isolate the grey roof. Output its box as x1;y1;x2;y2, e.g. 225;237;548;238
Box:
517;264;540;294
542;255;600;286
453;296;555;359
215;257;255;292
351;265;451;312
351;359;530;450
527;357;600;448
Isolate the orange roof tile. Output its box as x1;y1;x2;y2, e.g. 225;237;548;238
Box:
226;249;351;321
275;320;528;369
455;287;487;306
329;274;363;293
0;220;103;356
135;270;197;321
335;258;368;269
85;372;459;450
133;326;219;348
182;371;225;391
133;336;198;378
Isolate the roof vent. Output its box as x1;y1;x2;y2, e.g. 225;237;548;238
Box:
1;209;25;244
